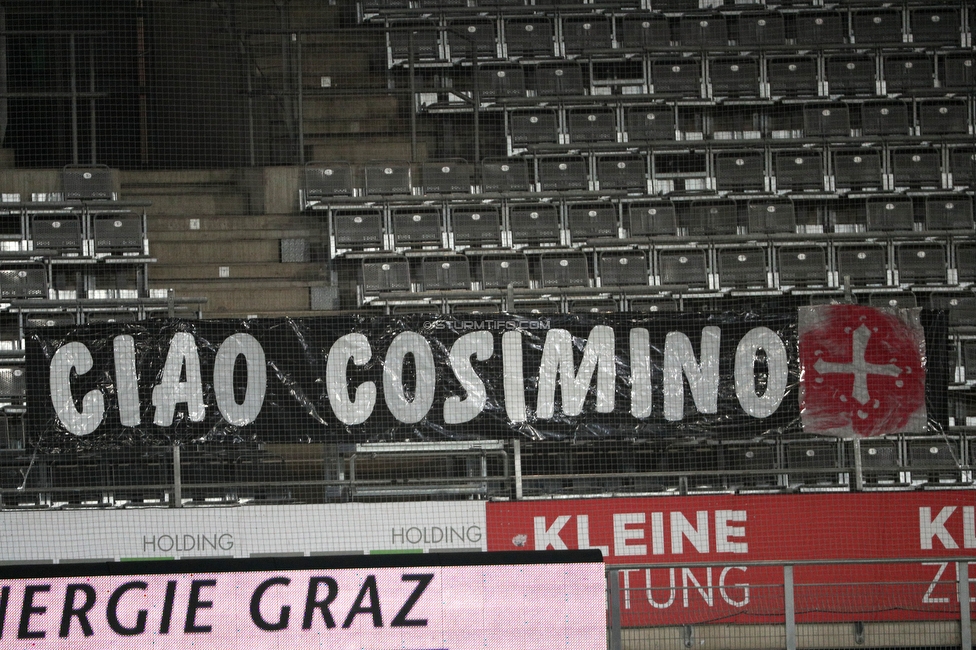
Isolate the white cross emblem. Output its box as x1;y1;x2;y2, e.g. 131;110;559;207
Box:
812;324;901;405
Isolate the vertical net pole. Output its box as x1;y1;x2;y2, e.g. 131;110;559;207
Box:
607;568;621;650
784;564;797;650
959;561;973;650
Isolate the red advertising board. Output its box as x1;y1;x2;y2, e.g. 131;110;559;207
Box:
486;492;976;626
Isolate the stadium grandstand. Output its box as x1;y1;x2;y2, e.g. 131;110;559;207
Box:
0;0;974;648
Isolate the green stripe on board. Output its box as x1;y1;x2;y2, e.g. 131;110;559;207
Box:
121;557;175;562
369;549;424;555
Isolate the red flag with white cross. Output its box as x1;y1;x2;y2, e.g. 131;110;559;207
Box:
798;304;927;437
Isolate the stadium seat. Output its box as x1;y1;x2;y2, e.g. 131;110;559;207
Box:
709;57;760;97
421;160;474;194
475;66;526;101
93;214;145;255
890;149;942;189
777;245;828;287
624;105;675;141
651;58;701;96
866;197;915;231
924;195;974;231
910;7;962;45
883;54;935;94
767;56;819;97
930;292;976;327
860;101;911;137
391;207;444;248
31;214;84;254
561;16;613;56
509;203;561;246
333;209;384;252
725;443;780;489
626;199;677;237
446;18;498;59
508;109;559;148
540;252;590;288
717;247;768;289
957;244;976;284
803;104;851;138
362;256;411;293
536;156;589;192
714;151;765;192
737;12;786;47
421;255;472;290
480;253;530;288
566;107;618;144
919;100;970;136
794;11;845;47
388;22;442;62
677;14;728;48
869;291;917;310
851;9;903;45
503;18;555;58
833;149;883;191
598;251;648;287
785;439;845;487
944;53;975;90
61;164;116;200
450;205;503;248
481;158;531;193
907;441;962;485
747;198;796;234
775;150;825;191
364;161;411;195
688;199;738;236
567;202;618;243
618;14;671;50
836;245;888;286
825;55;877;96
304;162;354;200
658;249;708;287
595;155;647;192
949;148;976;188
896;243;947;285
531;63;586;96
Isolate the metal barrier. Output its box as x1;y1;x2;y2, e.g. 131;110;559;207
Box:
607;557;975;650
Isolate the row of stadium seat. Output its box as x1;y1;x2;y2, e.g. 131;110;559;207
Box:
379;7;972;64
353;240;975;294
417;54;976;103
321;195;976;253
304;154;976;201
0;264;148;301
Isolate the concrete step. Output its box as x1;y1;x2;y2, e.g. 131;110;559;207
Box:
306;137;428;164
149;280;326;315
151;239;285;265
151;262;324;282
121;169;248;216
147;214;315;233
148;227;319;242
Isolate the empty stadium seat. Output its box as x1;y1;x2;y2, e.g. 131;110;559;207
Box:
362;256;411;293
562;16;613;56
677;14;728;48
866;197;915;231
627;200;677;236
481;253;530;288
92;214;145;255
896;243;947;285
503;17;555;58
624;105;675;141
803;104;851;138
536;156;589;192
421;255;472;290
851;9;903;45
956;244;976;283
451;205;503;248
924;195;974;231
446;18;498;59
910;7;962;45
907;440;962;485
658;249;708;287
421;160;474;194
883;54;935;94
919;100;970;136
596;155;647;192
869;291;917;310
737;12;786;47
785;439;845;487
709;57;760;97
540;252;590;288
748;198;796;234
304;162;354;200
943;53;975;90
618;14;670;50
950;148;976;188
509;203;561;246
825;55;877;96
688;199;738;235
566;107;618;143
508;109;559;148
391;207;444;248
364;161;412;195
890;149;942;189
794;11;845;47
567;202;618;242
333;209;384;252
836;245;888;286
475;66;526;100
598;251;648;287
714;151;765;192
833;149;883;190
775;150;825;191
31;214;84;254
717;247;768;289
481;158;531;193
62;164;116;200
651;58;701;96
532;63;586;96
860;101;911;137
767;56;819;97
777;245;828;287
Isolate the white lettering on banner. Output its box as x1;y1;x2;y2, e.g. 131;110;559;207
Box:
444;332;492;425
51;341;104;436
45;322;796;435
536;326;615;419
630;328;653;418
663;327;720;421
734;327;788;418
921;562;976;605
383;332;435;424
919;506;976;550
152;332;206;427
114;335;141;427
213;334;266;426
533;511;748;558
621;567;750;610
327;333;375;426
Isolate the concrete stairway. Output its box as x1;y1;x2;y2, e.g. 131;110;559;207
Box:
122;170;336;318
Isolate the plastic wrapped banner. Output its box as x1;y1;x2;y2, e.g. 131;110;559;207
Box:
25;309;948;450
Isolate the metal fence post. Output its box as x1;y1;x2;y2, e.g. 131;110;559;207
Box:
959;561;972;650
172;444;182;508
784;564;797;650
608;568;622;650
513;438;523;500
